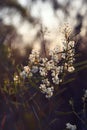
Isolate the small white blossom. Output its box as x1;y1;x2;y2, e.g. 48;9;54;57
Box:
51;66;60;76
24;66;30;74
52;75;59;85
68;66;75;72
39;83;54;98
42;78;50;86
45;91;53;98
45;87;54;98
39;67;47;76
40;58;48;67
45;60;54;70
29;50;40;64
51;66;61;84
39;84;47;93
66;123;77;130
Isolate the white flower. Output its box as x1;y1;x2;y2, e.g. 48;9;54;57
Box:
39;84;47;93
39;83;54;98
51;66;60;77
51;86;54;91
42;78;50;86
39;58;48;67
45;87;54;98
29;50;40;63
68;58;74;65
66;123;77;130
39;67;47;76
45;60;54;70
51;66;61;85
24;66;30;74
45;91;53;98
68;66;75;72
52;76;59;85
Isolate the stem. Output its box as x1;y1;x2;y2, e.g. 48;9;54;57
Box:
31;104;42;130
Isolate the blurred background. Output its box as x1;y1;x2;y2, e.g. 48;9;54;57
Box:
0;0;87;78
0;0;87;50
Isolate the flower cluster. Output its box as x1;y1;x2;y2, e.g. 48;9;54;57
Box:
61;25;75;73
29;50;40;64
51;66;63;84
19;26;75;98
49;47;59;63
39;83;54;98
